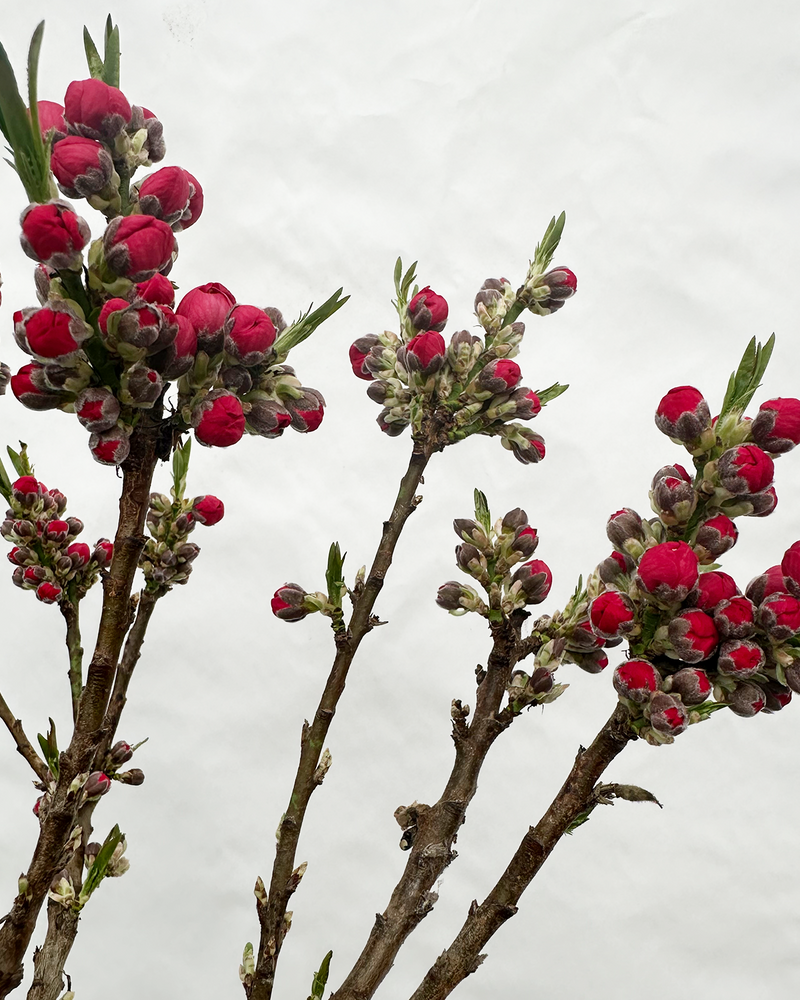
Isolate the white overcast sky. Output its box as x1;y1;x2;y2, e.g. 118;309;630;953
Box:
2;2;800;999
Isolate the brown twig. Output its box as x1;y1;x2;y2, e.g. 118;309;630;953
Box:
407;702;635;1000
331;611;530;1000
60;602;84;725
0;416;161;999
0;691;49;784
246;428;441;1000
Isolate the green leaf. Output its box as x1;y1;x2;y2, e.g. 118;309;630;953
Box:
36;718;59;779
308;950;333;1000
171;437;191;502
83;26;104;78
272;288;349;359
102;21;121;88
325;542;346;606
7;442;32;477
473;488;491;533
719;334;776;419
26;22;45;150
533;211;566;272
535;382;569;406
0;454;12;503
0;23;50;202
80;824;124;903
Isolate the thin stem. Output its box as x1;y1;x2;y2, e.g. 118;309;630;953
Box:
407;703;635;1000
60;601;84;724
0;690;49;783
331;611;529;1000
246;433;436;1000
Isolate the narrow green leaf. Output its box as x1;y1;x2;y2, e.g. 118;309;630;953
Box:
272;288;349;358
393;256;403;297
81;824;123;900
473;488;491;533
719;334;776;418
102;24;121;88
36;717;59;778
533;211;566;271
400;261;418;300
83;26;104;78
0;454;12;503
7;442;32;477
26;22;45;150
325;542;346;606
308;950;333;1000
171;437;191;502
535;382;569;406
0;25;50;201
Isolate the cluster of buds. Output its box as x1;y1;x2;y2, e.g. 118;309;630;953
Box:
570;355;800;744
140;491;224;592
2;475;112;604
7;63;332;462
349;224;575;462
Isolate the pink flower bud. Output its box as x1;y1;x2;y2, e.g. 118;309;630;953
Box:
667;609;719;662
64;79;131;139
43;520;70;544
119;363;163;408
717;444;774;495
246;398;292;438
83;771;112;798
110;740;133;765
651;475;698;526
647;692;689;736
400;331;446;374
694;514;738;563
780;540;800;597
103;215;176;282
75;387;121;433
570;649;609;674
134;273;175;306
636;540;698;605
511;524;539;558
507;427;546;465
688;570;739;611
740;485;778;518
193;392;245;447
536;266;577;312
156;314;197;380
613;659;661;704
10;363;65;411
175;282;236;353
36;101;67;141
654;385;711;443
271;582;310;622
50;136;113;198
191;495;225;526
408;286;448;331
606;508;644;549
745;565;785;605
598;550;635;584
349;336;380;380
286;389;325;433
511;559;553;604
726;682;766;717
14;305;90;361
20;201;90;270
589;590;637;639
511;388;541;420
713;596;756;639
669;667;712;705
175;171;203;231
11;476;45;502
756;591;800;639
89;426;132;466
36;581;62;604
751;397;800;454
136;166;191;226
93;539;114;567
763;681;792;713
67;542;91;568
225;305;276;365
717;639;766;679
478;359;522;393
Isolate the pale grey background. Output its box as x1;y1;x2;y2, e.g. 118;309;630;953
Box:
1;1;800;998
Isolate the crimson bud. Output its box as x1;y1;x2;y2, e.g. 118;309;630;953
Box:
726;682;766;718
191;495;225;526
10;363;65;411
75;387;121;433
349;335;380;380
694;514;738;563
647;692;689;736
688;570;739;611
751;397;800;454
756;591;800;639
478;359;522;394
713;596;756;639
400;331;446;374
135;166;191;226
511;559;553;604
408;286;448;331
780;540;800;598
175;282;236;353
669;667;712;705
745;565;786;605
89;426;132;466
50;136;113;198
20;201;90;271
175;171;204;230
667;609;719;662
64;79;131;139
613;659;661;704
654;386;711;444
589;590;636;640
103;215;176;282
717;444;774;495
225;305;276;365
271;582;311;622
83;771;112;798
193;391;246;447
717;639;766;680
36;101;67;141
636;540;698;605
286;389;325;433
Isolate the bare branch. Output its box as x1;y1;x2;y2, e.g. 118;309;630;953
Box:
0;691;49;784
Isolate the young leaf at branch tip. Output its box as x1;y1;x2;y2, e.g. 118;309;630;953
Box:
718;334;775;420
83;25;104;78
272;288;349;358
535;382;569;406
7;442;33;478
36;717;59;779
325;542;346;606
102;17;121;88
532;211;566;273
392;257;418;315
473;488;492;534
171;437;191;502
80;824;124;905
0;24;51;202
307;949;333;1000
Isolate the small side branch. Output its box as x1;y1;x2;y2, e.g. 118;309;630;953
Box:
0;690;49;783
60;602;84;724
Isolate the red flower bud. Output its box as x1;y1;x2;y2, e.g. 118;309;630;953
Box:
271;582;310;622
349;336;380;380
401;330;446;374
606;508;644;549
654;385;711;443
537;266;577;311
10;363;65;411
50;136;113;198
648;692;689;736
246;398;292;438
83;771;112;798
11;476;45;501
67;542;91;568
745;565;785;605
43;520;70;544
156;315;198;380
726;681;766;718
93;539;114;567
110;740;133;765
717;444;774;495
478;359;522;393
64;78;131;139
688;570;739;611
669;667;712;705
104;215;176;282
613;659;661;704
176;282;236;353
713;596;756;639
408;286;448;331
20;201;90;270
36;581;62;604
511;388;541;420
286;389;325;433
717;639;766;679
89;426;131;466
511;524;539;558
694;514;738;563
14;304;90;361
225;305;276;365
667;609;719;662
193;392;245;447
36;101;67;141
511;559;553;604
589;590;637;639
191;495;225;526
134;273;175;306
780;540;800;598
756;591;800;639
136;166;191;226
751;397;800;454
636;540;698;605
175;171;204;231
651;475;697;526
507;427;546;465
75;387;121;433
